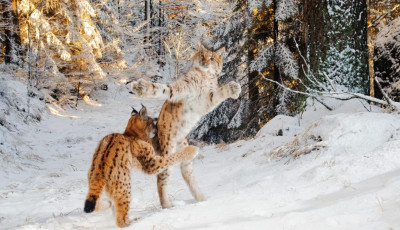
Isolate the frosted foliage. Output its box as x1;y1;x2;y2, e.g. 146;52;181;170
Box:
248;0;297;20
249;45;273;72
375;17;400;76
375;17;400;49
17;0;105;80
227;100;245;129
275;43;299;79
276;0;297;21
275;89;292;115
248;0;272;10
250;43;298;79
387;80;400;95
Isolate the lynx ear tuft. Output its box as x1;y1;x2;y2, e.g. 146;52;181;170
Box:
131;106;139;115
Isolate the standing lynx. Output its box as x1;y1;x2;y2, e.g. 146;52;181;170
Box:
84;106;198;227
131;44;241;208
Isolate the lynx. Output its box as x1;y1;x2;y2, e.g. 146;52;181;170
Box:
84;105;198;227
131;44;241;208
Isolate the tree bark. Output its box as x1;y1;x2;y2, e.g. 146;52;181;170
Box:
2;0;22;65
272;0;280;115
301;0;368;93
301;0;328;80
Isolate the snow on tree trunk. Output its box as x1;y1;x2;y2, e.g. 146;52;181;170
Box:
302;0;369;94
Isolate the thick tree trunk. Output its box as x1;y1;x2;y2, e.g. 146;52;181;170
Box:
2;0;22;65
144;0;152;44
301;0;328;80
247;36;259;116
301;0;368;93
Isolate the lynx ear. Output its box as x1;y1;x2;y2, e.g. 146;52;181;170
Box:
198;42;206;51
215;46;226;57
139;104;149;120
200;38;214;51
131;106;139;115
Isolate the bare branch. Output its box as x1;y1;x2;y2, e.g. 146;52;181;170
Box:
258;72;400;111
374;78;397;110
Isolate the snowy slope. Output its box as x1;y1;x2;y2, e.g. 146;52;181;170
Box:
1;79;400;230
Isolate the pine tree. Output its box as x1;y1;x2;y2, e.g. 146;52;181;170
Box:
249;0;299;117
190;0;254;143
191;0;301;143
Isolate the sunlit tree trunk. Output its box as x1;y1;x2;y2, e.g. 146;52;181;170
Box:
272;0;280;115
367;0;375;99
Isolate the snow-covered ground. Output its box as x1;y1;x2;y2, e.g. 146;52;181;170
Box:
1;77;400;230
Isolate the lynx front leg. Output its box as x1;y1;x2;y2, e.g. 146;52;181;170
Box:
131;79;170;99
225;81;241;99
132;78;194;102
208;81;242;111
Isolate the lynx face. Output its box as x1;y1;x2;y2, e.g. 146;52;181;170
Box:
125;106;157;139
193;45;225;74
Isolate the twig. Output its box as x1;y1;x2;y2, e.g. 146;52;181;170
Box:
258;73;333;111
374;78;396;110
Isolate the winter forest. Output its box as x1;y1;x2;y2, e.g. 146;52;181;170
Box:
1;0;400;229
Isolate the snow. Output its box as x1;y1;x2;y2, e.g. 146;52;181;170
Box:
1;77;400;230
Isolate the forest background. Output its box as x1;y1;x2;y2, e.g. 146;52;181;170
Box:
1;0;400;144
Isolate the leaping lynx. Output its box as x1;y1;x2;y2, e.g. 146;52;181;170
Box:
84;105;198;227
131;44;241;208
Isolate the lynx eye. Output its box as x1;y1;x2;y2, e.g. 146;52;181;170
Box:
210;57;215;61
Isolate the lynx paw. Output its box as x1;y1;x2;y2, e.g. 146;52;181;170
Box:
116;218;131;228
131;79;150;96
227;81;241;99
161;201;174;209
194;193;205;202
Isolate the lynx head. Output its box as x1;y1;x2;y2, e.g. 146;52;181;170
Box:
192;43;225;75
124;105;157;139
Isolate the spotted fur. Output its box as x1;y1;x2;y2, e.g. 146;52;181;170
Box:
84;106;198;227
131;44;241;208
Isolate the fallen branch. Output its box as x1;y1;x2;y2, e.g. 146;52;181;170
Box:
260;72;400;111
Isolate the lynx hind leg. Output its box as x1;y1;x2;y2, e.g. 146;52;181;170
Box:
85;170;106;213
181;160;205;202
178;140;205;202
157;168;172;209
106;169;132;228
